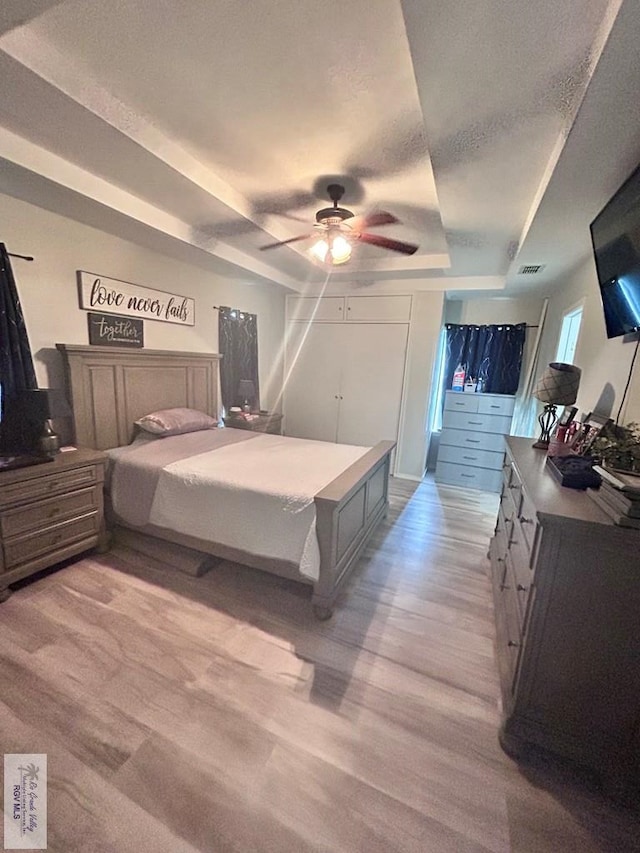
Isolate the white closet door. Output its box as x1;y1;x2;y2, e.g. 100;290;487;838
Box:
283;323;342;442
337;323;408;447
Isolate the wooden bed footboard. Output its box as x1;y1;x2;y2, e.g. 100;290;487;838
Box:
312;440;395;619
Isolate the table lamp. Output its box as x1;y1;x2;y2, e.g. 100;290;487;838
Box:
237;379;256;413
532;362;581;448
20;388;72;455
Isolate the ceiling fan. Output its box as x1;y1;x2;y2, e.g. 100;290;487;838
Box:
259;183;419;265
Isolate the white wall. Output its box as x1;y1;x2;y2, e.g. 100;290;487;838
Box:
536;255;640;424
1;193;286;409
396;291;445;479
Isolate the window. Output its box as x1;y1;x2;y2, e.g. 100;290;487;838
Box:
556;304;583;364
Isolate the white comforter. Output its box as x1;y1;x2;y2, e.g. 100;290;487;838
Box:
148;432;368;580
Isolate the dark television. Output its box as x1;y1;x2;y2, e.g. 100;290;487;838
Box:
590;163;640;339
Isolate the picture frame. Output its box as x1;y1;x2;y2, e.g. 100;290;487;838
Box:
572;412;613;455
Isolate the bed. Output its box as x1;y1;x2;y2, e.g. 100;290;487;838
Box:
57;344;394;618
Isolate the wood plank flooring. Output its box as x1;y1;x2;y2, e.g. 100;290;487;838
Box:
1;476;639;852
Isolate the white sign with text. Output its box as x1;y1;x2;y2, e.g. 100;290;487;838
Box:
78;271;195;326
4;754;47;849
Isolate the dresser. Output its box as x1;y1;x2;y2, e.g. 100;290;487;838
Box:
0;449;106;601
490;437;640;799
223;412;283;434
435;390;515;492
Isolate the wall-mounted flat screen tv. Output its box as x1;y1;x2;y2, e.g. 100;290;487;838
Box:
589;163;640;339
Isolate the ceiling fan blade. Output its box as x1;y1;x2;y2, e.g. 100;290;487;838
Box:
358;232;419;255
259;233;314;250
345;211;399;231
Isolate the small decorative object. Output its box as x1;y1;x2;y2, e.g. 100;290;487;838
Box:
464;377;476;393
532;362;581;449
237;379;256;413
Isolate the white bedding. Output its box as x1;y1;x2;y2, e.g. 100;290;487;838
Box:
117;431;369;580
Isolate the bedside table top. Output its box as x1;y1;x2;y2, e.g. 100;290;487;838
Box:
0;448;106;486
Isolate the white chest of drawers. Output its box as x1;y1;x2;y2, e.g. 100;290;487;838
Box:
435;390;515;492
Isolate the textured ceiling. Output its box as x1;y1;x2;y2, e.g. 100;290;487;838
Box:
0;0;639;295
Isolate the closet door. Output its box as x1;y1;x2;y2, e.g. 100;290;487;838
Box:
284;323;343;442
337;324;408;447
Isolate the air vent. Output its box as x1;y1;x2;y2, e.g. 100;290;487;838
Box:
518;264;545;275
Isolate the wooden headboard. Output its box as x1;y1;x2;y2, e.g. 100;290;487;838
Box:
57;344;221;450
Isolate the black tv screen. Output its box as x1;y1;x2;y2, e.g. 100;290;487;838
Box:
590;163;640;339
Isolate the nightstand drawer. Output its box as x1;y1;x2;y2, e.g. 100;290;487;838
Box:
0;464;99;508
3;513;100;569
0;486;101;538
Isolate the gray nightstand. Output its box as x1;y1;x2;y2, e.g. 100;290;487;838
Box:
0;448;107;601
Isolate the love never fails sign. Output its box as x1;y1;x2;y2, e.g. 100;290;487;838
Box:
78;271;195;326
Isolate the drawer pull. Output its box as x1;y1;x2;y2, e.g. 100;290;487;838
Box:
520;516;533;525
489;405;500;409
468;420;483;425
465;439;480;444
49;508;61;517
508;538;517;546
461;474;475;479
463;455;477;460
509;484;520;490
516;584;528;592
507;640;520;648
500;582;510;590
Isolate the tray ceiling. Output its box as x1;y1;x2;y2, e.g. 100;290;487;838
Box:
1;0;639;295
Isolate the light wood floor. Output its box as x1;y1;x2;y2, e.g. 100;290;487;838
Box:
1;477;638;852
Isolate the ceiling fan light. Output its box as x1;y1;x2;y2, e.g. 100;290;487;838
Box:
310;239;329;262
330;234;352;264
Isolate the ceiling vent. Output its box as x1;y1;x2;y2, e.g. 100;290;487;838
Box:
518;264;545;275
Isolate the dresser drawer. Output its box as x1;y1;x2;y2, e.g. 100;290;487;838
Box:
442;410;513;435
477;395;516;416
3;513;100;569
0;464;99;508
441;428;506;454
437;444;504;471
0;486;101;538
505;552;531;630
435;461;503;492
443;392;479;413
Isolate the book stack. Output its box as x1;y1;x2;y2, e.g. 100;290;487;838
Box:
589;465;640;529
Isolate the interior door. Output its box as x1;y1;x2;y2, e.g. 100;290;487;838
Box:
283;323;343;442
337;323;408;447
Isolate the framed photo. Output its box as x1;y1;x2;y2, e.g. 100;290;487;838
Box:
572;413;612;455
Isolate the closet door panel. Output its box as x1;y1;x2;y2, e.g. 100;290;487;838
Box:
337;324;408;447
284;324;342;442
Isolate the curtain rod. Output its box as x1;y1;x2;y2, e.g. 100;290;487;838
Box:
7;252;34;262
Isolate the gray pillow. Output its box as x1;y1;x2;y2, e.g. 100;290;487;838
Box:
135;407;218;437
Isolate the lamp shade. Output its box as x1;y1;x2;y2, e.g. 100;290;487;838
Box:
20;388;72;420
237;379;255;402
533;362;581;406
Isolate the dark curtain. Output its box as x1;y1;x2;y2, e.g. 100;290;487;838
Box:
218;306;260;412
0;244;37;448
443;323;526;395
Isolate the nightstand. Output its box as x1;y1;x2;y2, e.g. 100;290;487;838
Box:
223;412;283;435
0;448;106;601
